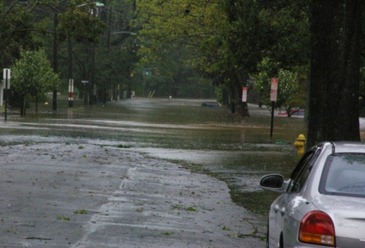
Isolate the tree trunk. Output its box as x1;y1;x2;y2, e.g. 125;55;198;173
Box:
35;96;38;115
229;85;236;114
20;95;26;116
52;11;58;112
235;70;250;118
307;0;362;148
242;102;250;117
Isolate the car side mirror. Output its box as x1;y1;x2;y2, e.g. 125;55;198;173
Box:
260;174;285;192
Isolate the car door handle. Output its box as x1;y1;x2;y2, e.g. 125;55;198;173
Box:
279;207;286;216
274;205;286;216
273;204;280;213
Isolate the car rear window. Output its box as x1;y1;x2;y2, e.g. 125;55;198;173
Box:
320;153;365;197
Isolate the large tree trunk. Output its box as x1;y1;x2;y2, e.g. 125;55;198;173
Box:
20;95;26;116
307;0;362;148
35;96;38;115
52;11;58;112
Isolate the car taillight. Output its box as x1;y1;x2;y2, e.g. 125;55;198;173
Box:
299;210;335;246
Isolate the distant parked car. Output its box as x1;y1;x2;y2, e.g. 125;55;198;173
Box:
289;108;304;117
278;108;304;118
260;142;365;248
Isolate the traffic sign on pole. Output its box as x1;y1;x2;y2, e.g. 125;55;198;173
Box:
68;79;74;108
270;78;278;102
3;68;11;121
270;78;279;139
241;87;248;102
3;68;11;80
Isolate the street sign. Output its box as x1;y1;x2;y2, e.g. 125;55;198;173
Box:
3;68;10;89
269;78;279;139
68;79;74;108
241;87;248;102
270;78;279;102
3;68;10;80
3;68;11;121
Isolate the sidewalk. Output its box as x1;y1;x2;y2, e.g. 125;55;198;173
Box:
0;141;265;247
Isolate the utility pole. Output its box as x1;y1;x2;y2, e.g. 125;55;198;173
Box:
3;69;10;121
52;11;59;112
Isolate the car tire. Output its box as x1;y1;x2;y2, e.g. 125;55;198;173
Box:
266;220;269;248
279;233;284;248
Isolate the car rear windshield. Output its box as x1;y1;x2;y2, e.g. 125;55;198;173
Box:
320;153;365;197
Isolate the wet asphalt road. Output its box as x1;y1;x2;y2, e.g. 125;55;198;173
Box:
0;98;268;247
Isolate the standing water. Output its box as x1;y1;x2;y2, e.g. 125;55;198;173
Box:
1;97;306;216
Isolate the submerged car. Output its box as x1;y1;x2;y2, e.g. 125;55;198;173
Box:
260;142;365;248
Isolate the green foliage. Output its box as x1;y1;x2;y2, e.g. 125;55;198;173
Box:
209;0;309;107
73;209;88;214
252;57;306;113
277;68;306;111
251;57;278;104
0;0;312;107
0;1;40;67
215;86;223;103
1;0;110;96
11;49;59;98
133;0;225;97
253;0;310;67
95;46;136;91
133;0;310;101
58;1;107;43
56;214;70;221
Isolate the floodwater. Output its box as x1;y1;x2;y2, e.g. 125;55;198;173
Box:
0;98;306;216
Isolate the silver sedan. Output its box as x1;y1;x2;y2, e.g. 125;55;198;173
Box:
260;142;365;248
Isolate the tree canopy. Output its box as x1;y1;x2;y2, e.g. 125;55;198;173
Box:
132;0;310;110
1;0;365;146
11;49;59;114
0;0;40;67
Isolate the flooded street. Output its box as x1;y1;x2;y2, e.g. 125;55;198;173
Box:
4;98;305;213
0;98;306;247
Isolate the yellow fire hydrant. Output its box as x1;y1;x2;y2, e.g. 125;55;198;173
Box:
294;134;306;156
